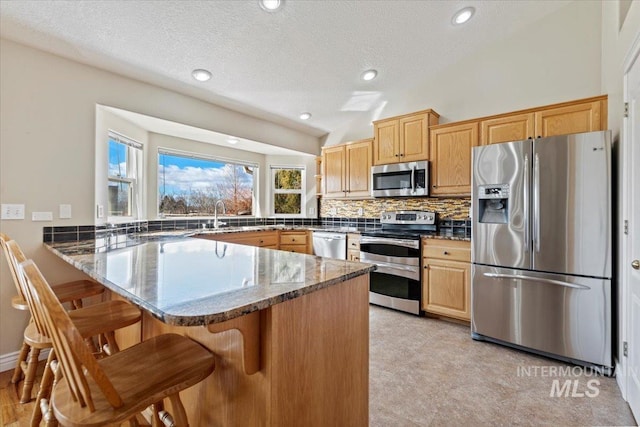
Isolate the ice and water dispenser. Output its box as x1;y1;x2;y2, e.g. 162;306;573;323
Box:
477;184;509;224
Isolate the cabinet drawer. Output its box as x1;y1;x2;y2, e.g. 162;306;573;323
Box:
280;232;308;245
279;244;308;254
422;240;470;262
347;233;361;250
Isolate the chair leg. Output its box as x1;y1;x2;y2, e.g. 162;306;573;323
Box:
11;341;29;384
31;350;56;427
42;361;61;427
168;393;189;426
104;330;120;355
20;347;41;403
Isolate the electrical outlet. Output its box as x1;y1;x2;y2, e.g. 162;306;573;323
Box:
1;204;25;220
357;208;364;216
32;212;53;221
59;204;72;219
308;207;315;215
329;207;337;216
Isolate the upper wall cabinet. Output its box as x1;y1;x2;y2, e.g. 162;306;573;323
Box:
373;110;439;165
322;139;372;199
429;121;479;196
480;96;607;145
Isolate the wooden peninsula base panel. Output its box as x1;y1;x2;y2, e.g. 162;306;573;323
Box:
120;274;369;426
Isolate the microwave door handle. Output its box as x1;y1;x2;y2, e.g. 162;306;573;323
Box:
411;165;416;194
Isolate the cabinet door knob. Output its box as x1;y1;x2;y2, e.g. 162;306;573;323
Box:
395;154;399;157
443;251;449;255
292;238;296;242
259;240;264;243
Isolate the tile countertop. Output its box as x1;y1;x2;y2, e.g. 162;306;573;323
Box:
45;235;374;327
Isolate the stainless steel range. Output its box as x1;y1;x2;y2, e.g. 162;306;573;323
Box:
360;211;436;315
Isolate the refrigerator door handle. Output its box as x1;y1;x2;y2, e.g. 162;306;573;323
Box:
533;153;541;253
483;272;591;290
523;154;530;253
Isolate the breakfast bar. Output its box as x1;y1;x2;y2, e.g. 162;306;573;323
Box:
45;234;374;426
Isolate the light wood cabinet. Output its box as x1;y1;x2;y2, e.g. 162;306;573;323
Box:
534;100;603;138
429;121;479;196
322;139;372;199
279;230;310;254
422;239;471;321
373;110;439;165
480;96;607;145
347;233;360;261
481;113;535;145
197;230;279;249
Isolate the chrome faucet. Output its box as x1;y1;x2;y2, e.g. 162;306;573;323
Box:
214;200;226;229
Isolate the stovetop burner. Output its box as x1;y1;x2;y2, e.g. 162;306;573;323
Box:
362;210;437;239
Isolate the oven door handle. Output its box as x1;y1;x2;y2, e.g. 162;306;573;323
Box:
373;261;420;281
360;236;420;249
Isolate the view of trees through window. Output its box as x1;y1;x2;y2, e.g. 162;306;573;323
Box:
108;133;141;217
273;168;303;215
158;152;255;216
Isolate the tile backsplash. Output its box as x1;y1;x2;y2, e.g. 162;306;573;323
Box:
319;197;470;220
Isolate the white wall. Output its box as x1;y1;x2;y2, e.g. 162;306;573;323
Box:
0;38;320;356
325;0;603;145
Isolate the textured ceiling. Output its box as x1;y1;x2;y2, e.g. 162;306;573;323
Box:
0;0;573;140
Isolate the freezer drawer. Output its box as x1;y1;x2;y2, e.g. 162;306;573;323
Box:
471;264;611;368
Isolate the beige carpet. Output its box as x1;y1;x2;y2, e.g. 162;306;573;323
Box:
369;305;636;426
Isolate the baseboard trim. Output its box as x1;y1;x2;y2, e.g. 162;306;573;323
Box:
0;348;50;374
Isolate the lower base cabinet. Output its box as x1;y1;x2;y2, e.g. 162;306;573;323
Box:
422;239;471;321
279;231;310;254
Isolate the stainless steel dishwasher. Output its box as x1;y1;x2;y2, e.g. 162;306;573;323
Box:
312;231;347;260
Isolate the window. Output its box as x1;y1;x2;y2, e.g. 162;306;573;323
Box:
271;166;305;216
108;131;142;218
158;150;256;216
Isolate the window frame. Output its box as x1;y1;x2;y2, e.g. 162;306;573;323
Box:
107;131;143;221
270;165;306;218
157;147;258;218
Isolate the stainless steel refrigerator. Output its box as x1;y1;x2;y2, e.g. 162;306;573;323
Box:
471;130;612;374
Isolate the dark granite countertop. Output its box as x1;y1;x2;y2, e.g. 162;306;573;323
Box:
45;234;374;326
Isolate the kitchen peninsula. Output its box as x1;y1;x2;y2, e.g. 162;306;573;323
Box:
45;233;374;426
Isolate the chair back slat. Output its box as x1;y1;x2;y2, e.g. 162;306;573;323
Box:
5;241;48;336
20;260;125;411
0;233;28;302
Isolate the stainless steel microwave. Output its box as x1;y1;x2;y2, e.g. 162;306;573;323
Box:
371;161;429;197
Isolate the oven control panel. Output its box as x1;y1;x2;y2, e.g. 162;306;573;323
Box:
380;211;436;225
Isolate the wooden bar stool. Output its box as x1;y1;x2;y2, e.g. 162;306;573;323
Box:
4;240;142;426
21;259;215;427
0;233;105;400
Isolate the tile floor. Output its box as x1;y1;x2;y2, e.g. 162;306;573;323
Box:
369;305;636;426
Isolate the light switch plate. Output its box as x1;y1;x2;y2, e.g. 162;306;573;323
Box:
357;208;364;216
97;204;104;218
32;212;53;221
59;204;72;219
1;204;25;220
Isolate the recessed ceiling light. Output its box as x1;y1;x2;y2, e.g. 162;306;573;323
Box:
227;138;239;145
300;112;312;120
259;0;282;12
192;69;212;82
452;7;475;25
361;69;378;81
